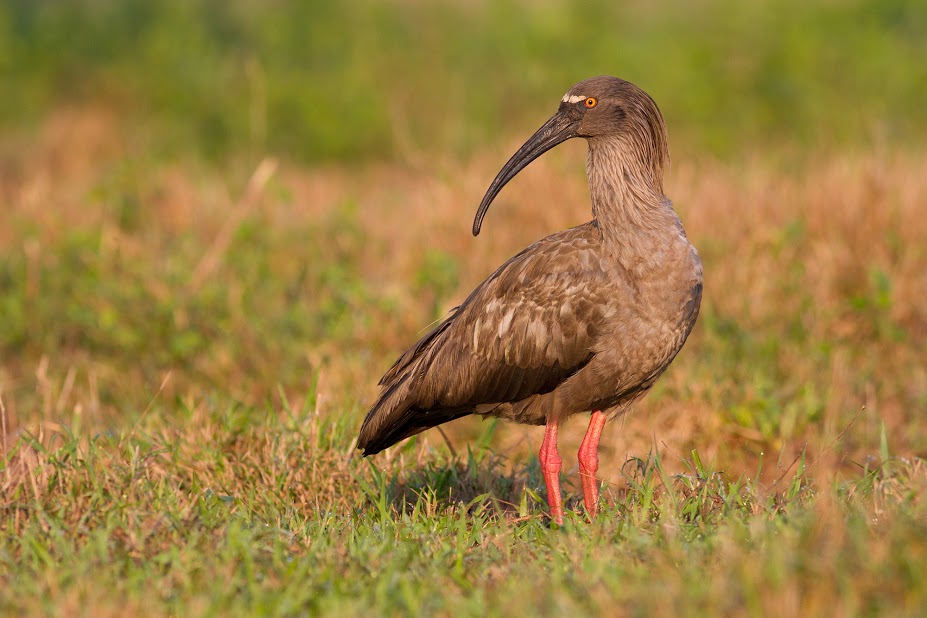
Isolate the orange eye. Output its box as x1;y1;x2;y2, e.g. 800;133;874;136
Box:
584;97;597;108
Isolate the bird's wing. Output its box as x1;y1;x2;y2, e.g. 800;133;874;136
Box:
358;225;612;453
436;234;609;406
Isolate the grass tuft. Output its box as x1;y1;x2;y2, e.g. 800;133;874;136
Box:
2;402;925;615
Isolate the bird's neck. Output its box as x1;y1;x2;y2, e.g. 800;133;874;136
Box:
586;138;680;257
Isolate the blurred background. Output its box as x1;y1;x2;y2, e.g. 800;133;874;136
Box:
1;0;925;478
2;0;925;161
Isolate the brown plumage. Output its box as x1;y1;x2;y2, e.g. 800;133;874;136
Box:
357;76;702;524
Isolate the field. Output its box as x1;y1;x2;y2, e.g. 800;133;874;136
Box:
2;1;927;616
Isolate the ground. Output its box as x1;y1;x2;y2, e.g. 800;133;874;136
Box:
1;107;926;615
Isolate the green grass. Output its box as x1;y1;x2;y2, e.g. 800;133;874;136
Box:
2;0;925;162
3;399;926;616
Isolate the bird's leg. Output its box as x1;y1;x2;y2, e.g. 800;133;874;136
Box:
538;420;564;525
578;411;607;519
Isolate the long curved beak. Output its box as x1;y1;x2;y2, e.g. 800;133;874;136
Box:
472;109;580;236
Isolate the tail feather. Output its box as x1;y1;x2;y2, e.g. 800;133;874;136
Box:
378;308;457;386
357;370;472;454
359;355;476;455
359;308;471;455
357;404;472;456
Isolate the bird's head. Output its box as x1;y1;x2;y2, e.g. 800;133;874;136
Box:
472;76;669;236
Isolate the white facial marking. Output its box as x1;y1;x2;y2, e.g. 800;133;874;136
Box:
561;94;587;104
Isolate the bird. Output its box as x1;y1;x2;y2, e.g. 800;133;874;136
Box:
357;76;702;524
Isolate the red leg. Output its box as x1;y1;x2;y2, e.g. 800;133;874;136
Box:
578;411;607;519
539;420;564;524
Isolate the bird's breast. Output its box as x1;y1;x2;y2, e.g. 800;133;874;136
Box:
591;238;702;397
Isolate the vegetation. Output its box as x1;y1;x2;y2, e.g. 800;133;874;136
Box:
2;1;926;615
2;0;925;161
4;401;926;615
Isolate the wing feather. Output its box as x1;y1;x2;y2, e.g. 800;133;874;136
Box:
358;223;608;454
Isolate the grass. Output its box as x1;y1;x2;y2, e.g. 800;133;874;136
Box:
2;0;926;162
2;2;927;613
3;396;926;616
1;104;926;615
